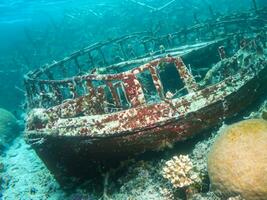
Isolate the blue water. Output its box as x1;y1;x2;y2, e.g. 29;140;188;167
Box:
1;0;267;112
0;0;255;110
0;0;261;111
0;1;267;199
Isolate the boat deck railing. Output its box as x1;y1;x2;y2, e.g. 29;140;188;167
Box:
26;56;198;118
24;7;267;111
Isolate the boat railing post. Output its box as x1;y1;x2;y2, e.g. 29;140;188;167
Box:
174;57;199;93
106;81;122;108
122;74;146;107
148;64;165;99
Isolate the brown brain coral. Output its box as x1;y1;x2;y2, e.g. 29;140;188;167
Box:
207;119;267;200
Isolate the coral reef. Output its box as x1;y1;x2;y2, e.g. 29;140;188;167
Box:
0;108;19;151
207;119;267;200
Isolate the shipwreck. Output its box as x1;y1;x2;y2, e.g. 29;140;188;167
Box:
24;8;267;177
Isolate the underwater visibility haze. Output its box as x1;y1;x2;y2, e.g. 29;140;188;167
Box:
1;0;267;199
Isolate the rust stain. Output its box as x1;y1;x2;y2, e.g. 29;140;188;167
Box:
24;8;267;159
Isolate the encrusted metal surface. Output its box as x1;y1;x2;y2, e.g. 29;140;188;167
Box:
24;8;267;108
24;8;267;161
26;37;267;141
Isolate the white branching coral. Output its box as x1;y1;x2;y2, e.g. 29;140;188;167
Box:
162;155;200;188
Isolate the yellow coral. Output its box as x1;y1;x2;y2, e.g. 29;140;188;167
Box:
162;155;200;188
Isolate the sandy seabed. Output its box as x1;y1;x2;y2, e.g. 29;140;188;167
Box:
1;136;66;200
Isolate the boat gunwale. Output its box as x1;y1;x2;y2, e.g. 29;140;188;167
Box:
25;58;267;139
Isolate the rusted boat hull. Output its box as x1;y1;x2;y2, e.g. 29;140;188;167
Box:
23;9;267;179
29;62;267;178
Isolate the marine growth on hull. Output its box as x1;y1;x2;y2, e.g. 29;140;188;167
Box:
24;8;267;160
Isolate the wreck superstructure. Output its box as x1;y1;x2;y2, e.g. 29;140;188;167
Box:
24;8;267;177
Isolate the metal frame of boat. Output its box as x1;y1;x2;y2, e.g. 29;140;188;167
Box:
24;9;267;177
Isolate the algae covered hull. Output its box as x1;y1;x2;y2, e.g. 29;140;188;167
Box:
23;9;267;174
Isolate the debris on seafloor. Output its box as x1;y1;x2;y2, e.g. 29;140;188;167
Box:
207;119;267;199
23;7;267;181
